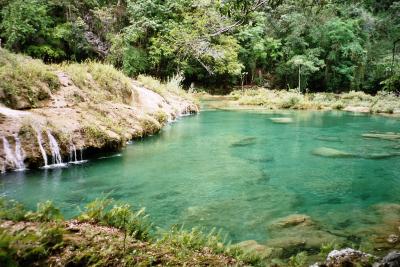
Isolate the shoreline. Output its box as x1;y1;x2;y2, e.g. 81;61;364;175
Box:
196;90;400;118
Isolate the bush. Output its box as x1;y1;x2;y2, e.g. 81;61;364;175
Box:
288;251;308;267
78;198;152;241
25;201;63;222
157;227;225;254
0;197;26;221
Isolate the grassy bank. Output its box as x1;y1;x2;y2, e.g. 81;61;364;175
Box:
0;48;60;109
0;198;262;267
222;88;400;114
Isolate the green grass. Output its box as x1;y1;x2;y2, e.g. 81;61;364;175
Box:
0;197;261;266
60;61;133;104
0;48;60;109
137;73;198;104
230;88;400;114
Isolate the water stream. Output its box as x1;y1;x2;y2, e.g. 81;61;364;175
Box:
1;110;400;249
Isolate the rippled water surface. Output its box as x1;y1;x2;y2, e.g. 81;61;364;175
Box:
1;110;400;244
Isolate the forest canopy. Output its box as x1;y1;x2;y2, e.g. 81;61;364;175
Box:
0;0;399;93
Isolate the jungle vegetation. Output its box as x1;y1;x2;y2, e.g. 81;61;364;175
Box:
0;0;399;93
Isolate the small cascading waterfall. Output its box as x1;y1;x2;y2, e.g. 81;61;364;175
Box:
69;144;78;163
2;136;17;169
1;135;25;171
36;129;48;167
13;134;25;170
69;143;87;164
46;131;63;165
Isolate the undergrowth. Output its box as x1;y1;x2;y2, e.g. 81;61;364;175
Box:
60;61;132;104
0;197;262;266
230;88;400;114
0;48;60;109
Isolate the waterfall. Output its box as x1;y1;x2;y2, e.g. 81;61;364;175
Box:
69;143;87;164
69;144;76;162
36;130;48;167
2;136;16;168
13;134;25;170
46;131;63;165
2;136;25;171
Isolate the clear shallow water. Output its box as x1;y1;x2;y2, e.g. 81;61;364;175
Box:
1;110;400;244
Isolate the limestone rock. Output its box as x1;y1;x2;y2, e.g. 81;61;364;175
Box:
311;147;355;158
269;214;313;229
326;248;375;267
343;106;370;113
387;234;399;244
235;240;273;259
362;133;400;141
270;117;293;123
376;251;400;267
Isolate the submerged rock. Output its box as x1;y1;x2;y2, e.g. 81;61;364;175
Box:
234;240;273;259
266;214;344;259
362;133;400;141
316;136;343;143
312;147;355;158
270;117;293;124
269;214;314;229
230;137;258;147
363;152;400;160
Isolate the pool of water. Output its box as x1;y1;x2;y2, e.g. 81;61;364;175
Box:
1;110;400;246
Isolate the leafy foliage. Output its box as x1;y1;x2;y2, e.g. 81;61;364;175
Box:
78;197;152;240
0;0;399;92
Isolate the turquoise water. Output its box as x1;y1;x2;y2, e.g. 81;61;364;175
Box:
1;110;400;245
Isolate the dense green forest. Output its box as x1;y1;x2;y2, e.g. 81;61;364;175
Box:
0;0;399;93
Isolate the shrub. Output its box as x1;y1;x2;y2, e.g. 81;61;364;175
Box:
0;197;26;221
25;201;63;222
78;198;152;241
108;204;152;241
288;251;308;267
39;224;64;249
0;231;17;267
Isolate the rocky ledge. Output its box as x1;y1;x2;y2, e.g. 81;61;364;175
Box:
0;64;198;172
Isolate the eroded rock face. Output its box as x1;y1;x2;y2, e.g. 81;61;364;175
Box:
0;73;198;172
